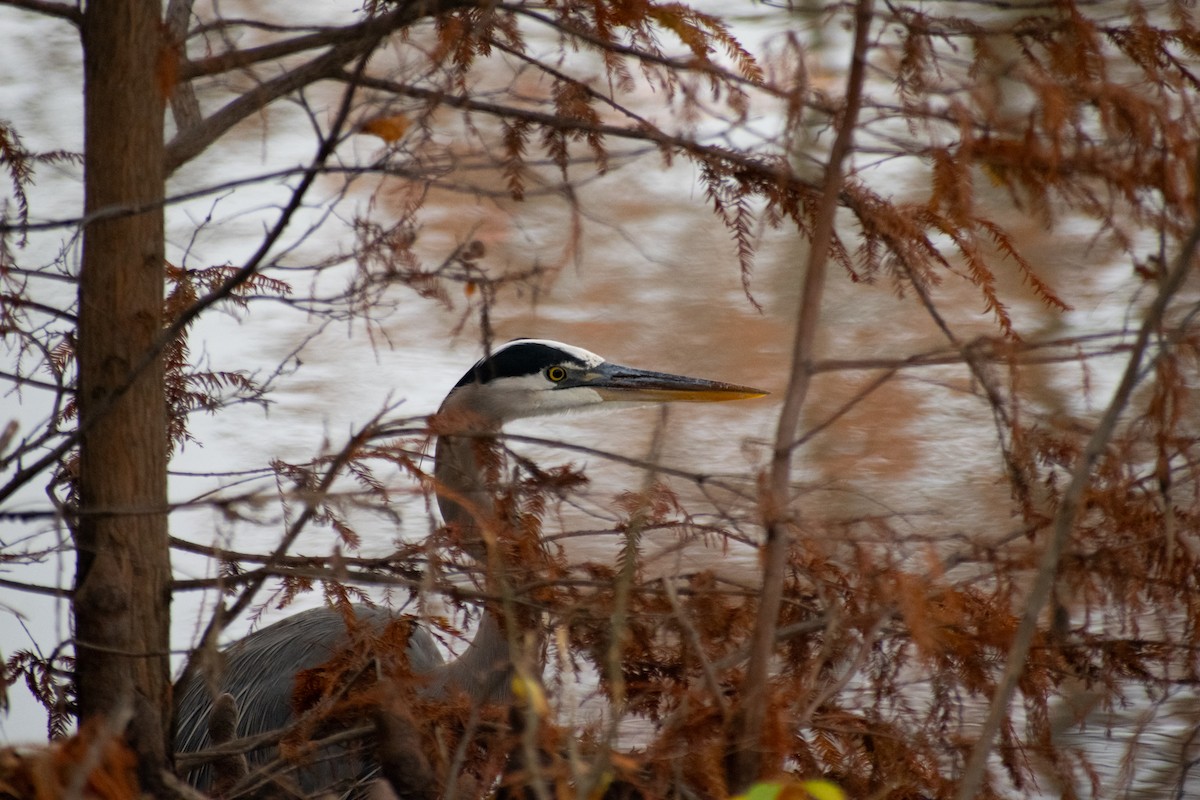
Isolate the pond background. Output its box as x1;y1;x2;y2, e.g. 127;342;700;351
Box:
1;2;1191;796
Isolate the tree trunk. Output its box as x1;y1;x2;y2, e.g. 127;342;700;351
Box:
74;0;171;788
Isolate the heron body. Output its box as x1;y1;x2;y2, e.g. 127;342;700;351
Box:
173;339;764;796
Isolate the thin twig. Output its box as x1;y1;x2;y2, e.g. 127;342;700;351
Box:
662;576;729;719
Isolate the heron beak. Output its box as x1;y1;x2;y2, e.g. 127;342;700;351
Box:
582;362;768;403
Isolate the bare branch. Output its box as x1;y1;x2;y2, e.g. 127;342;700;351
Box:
955;160;1200;800
726;1;875;789
0;0;81;25
164;0;479;173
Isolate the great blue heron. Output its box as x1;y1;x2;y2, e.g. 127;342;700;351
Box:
174;338;764;796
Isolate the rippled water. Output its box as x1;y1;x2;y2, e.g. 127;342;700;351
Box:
1;4;1195;796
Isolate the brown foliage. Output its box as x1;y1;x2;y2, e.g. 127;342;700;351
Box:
0;720;139;800
2;0;1200;798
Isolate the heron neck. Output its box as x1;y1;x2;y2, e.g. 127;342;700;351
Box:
433;429;500;540
430;427;536;703
423;609;514;702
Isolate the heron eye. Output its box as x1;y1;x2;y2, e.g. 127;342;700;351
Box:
546;366;567;382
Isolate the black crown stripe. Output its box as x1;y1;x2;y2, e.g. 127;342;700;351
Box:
454;342;587;387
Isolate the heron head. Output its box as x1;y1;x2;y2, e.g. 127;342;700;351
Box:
442;338;766;425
